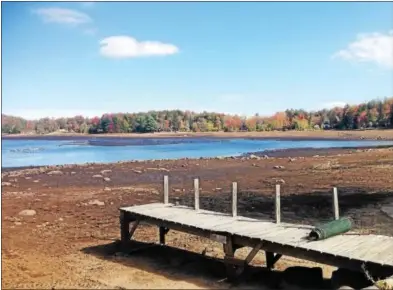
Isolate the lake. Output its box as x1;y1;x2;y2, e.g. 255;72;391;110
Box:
2;137;393;168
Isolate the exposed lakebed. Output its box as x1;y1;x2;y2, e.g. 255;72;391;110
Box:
2;137;393;168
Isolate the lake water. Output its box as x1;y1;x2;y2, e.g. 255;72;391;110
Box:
2;138;393;168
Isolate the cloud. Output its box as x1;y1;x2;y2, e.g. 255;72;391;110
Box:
3;109;106;120
322;102;347;109
332;31;393;68
33;8;92;26
99;36;179;59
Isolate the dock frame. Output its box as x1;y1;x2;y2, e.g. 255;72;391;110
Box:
119;176;393;282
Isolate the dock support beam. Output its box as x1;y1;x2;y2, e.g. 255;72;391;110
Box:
159;226;169;245
266;251;282;269
120;211;139;249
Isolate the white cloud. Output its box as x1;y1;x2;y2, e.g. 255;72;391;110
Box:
99;36;179;59
322;102;347;109
3;109;105;120
332;31;393;68
33;8;92;26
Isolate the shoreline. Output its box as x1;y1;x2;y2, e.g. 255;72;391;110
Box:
2;129;393;141
3;143;392;172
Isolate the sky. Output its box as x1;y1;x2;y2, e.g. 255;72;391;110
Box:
2;1;393;119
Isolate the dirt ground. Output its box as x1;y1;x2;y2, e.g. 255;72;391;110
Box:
2;146;393;289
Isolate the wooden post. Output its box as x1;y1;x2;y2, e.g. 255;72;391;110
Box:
232;182;237;218
333;187;339;220
163;175;169;204
275;184;281;224
159;226;167;244
194;178;200;211
120;211;130;246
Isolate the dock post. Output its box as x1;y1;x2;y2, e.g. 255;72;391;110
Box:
275;184;281;224
163;175;169;204
194;178;200;211
232;182;237;218
120;211;130;248
333;187;339;220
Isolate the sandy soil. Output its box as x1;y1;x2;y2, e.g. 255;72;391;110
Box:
3;128;393;140
2;146;393;289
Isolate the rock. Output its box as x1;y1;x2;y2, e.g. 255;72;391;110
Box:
375;278;393;290
133;170;143;174
312;161;332;170
362;285;378;290
337;286;354;289
14;222;22;226
92;174;103;178
103;177;111;182
5;216;21;222
213;187;222;191
71;172;76;175
289;157;296;162
88;199;105;206
58;218;64;222
262;155;269;159
25;177;32;180
2;182;12;187
104;187;111;192
249;154;260;160
100;169;112;175
33;180;40;183
331;268;373;289
273;165;285;169
273;178;286;184
47;170;63;176
381;205;393;219
18;209;36;216
172;188;182;193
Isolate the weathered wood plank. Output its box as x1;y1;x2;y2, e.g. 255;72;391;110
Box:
232;182;237;218
275;184;281;224
333;187;339;220
194;178;200;211
245;242;263;264
120;202;393;268
164;176;169;204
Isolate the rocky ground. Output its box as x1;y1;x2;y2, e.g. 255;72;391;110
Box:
2;146;393;289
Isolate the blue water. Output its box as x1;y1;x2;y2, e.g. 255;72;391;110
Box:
2;138;393;168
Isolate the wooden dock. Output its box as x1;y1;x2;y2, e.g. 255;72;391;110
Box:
119;177;393;281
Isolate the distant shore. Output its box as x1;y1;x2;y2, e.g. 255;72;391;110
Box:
2;129;393;141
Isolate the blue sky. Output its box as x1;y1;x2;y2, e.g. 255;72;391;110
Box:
2;1;393;119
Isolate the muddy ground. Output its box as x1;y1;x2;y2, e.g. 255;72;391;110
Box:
2;146;393;289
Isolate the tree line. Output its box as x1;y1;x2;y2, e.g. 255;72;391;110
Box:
2;97;393;135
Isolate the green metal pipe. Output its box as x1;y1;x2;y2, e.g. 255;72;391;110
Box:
308;217;353;241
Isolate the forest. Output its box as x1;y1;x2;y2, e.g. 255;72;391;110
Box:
2;97;393;135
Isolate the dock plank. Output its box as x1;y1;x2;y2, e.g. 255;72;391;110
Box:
120;203;393;268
